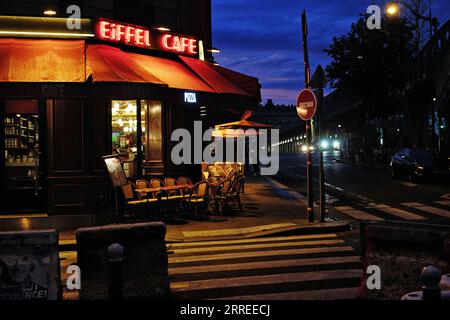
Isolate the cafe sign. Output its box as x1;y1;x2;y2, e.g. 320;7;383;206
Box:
95;18;198;56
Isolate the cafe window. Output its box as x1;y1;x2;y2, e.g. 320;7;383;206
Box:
141;100;162;163
111;100;162;177
111;100;138;177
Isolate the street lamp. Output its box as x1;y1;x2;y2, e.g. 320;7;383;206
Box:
386;4;399;16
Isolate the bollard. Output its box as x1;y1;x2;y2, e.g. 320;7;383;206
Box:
421;265;442;300
107;243;124;300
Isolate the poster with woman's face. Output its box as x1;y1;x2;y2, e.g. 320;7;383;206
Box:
0;231;60;301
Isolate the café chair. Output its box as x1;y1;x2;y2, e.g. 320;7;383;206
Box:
149;178;165;198
211;179;232;216
120;183;153;221
164;177;181;197
182;181;209;219
177;176;193;198
135;179;150;199
224;176;245;213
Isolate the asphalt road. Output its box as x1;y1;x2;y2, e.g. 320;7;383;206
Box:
272;151;450;226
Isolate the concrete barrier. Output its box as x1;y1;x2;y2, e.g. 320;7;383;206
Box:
358;221;450;300
76;222;169;300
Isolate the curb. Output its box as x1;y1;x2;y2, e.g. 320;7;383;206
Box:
165;221;351;243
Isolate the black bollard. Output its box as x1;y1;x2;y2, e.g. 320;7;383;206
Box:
107;243;124;300
421;265;442;300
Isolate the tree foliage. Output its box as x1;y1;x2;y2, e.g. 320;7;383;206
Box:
324;15;414;118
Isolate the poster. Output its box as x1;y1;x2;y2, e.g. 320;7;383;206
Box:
0;230;60;301
103;155;128;187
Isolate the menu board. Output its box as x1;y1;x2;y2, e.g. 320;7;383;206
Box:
0;230;60;301
103;155;128;188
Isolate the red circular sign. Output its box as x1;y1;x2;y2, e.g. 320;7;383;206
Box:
296;88;317;121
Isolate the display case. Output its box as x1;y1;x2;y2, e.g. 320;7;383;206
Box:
4;114;39;190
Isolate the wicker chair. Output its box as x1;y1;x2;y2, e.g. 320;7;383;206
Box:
182;181;209;219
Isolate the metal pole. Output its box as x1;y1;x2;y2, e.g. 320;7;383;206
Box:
301;10;314;223
318;88;326;222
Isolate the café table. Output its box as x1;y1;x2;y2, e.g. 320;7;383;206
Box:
134;184;193;223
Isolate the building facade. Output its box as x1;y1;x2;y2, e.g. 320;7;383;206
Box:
0;2;260;215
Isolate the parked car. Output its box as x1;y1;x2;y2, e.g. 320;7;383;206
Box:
389;148;434;181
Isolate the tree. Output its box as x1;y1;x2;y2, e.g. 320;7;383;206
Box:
324;14;415;152
325;15;414;115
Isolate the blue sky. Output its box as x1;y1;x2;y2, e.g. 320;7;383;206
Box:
211;0;450;105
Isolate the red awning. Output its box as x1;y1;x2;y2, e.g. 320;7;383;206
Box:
0;38;85;82
86;45;165;85
179;56;252;96
127;52;215;92
211;64;261;102
0;39;259;100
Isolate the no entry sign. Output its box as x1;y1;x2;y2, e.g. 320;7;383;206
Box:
296;88;317;121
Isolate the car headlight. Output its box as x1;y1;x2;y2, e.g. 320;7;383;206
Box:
320;140;329;149
301;145;308;152
333;141;340;149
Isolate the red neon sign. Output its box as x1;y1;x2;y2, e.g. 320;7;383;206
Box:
161;34;197;55
95;18;198;56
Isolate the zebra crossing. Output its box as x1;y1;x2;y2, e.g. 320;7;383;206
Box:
168;234;362;300
335;200;450;222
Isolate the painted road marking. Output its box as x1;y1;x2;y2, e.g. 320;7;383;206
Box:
169;246;355;264
401;202;450;219
212;287;360;300
170;269;361;292
365;203;426;220
171;239;345;255
335;206;384;221
435;200;450;206
169;234;361;300
168;234;338;248
169;256;361;275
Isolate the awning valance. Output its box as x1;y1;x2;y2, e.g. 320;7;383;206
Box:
0;38;85;82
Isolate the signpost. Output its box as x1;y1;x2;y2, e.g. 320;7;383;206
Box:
311;65;327;222
296;88;317;121
300;11;314;223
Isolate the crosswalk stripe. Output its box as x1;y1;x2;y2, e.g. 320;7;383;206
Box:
169;256;361;275
365;203;426;220
168;234;338;249
335;207;384;221
212;287;360;300
170;239;345;255
401;202;450;219
171;269;361;292
435;200;450;206
169;246;355;264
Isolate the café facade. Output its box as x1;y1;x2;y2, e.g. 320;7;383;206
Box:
0;16;261;215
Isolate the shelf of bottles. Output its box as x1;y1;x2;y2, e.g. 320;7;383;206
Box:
4;114;39;189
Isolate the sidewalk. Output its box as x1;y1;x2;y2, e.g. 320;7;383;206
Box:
1;176;351;246
165;175;350;242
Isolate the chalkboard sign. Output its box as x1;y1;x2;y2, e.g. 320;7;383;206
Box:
103;155;127;188
0;230;60;301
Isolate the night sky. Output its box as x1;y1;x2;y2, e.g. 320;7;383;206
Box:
212;0;450;105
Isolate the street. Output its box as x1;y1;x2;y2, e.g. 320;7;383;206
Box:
273;152;450;224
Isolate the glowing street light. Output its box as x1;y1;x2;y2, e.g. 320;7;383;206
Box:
386;4;399;16
43;9;57;16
